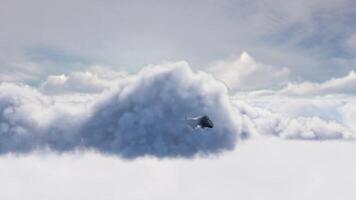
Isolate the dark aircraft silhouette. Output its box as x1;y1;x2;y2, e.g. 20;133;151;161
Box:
186;115;214;129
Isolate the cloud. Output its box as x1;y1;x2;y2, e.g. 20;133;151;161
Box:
283;71;356;95
0;62;241;158
78;62;241;158
40;68;127;95
209;52;289;91
233;99;354;140
249;97;356;137
249;70;356;96
0;61;43;82
2;139;356;200
0;62;355;158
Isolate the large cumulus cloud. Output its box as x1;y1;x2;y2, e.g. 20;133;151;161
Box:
0;62;241;158
79;62;241;158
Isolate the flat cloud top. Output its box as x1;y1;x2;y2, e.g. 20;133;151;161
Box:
1;139;355;200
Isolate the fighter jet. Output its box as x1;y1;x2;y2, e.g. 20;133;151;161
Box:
185;115;214;129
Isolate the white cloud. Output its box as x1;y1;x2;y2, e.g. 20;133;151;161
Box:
209;52;289;91
0;62;355;158
0;61;43;82
0;62;241;157
1;139;356;200
234;99;354;140
283;71;356;95
249;70;356;96
40;68;127;95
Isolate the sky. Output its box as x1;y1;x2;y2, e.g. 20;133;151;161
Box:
1;0;356;82
1;0;356;199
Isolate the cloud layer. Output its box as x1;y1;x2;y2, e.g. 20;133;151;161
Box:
0;62;355;158
2;139;356;200
234;99;354;140
40;68;127;95
247;70;356;96
281;71;356;95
